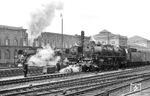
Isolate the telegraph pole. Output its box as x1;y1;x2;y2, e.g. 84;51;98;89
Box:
60;13;63;65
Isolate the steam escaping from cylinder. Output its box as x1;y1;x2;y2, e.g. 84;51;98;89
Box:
59;65;82;73
28;0;63;45
28;45;60;67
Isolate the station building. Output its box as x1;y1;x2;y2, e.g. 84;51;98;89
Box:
33;32;90;49
91;30;128;47
0;25;29;66
0;25;90;66
128;36;150;51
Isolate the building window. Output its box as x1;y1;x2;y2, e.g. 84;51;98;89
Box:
47;40;50;46
20;38;23;46
14;39;18;46
53;42;56;49
70;44;73;48
97;41;101;45
52;40;55;48
55;41;58;48
41;41;44;46
44;40;47;46
63;43;65;48
0;50;1;59
6;38;10;46
66;44;69;48
64;43;66;48
23;40;27;46
111;41;115;44
5;49;10;59
102;41;106;44
69;44;72;48
14;49;18;59
35;41;39;47
50;42;52;48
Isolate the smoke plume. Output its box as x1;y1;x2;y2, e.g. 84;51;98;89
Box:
28;0;63;45
28;45;60;67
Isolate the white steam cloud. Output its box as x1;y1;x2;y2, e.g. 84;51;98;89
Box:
28;45;60;67
28;0;63;45
59;65;82;73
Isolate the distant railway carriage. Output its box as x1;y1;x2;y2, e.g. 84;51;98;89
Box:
145;52;150;62
126;50;150;67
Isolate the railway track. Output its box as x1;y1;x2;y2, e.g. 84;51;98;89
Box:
33;72;150;96
1;72;82;86
0;65;149;86
0;66;56;78
1;66;150;96
64;73;150;96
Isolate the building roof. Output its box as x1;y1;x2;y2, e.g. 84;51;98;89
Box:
0;25;26;31
41;32;90;39
99;29;111;34
128;35;150;48
128;35;149;41
92;29;127;41
42;32;78;37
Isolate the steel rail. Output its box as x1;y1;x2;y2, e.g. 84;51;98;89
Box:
1;67;150;96
33;72;150;96
65;72;150;96
92;76;150;96
0;65;149;86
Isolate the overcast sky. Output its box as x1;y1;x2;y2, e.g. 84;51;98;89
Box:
0;0;150;39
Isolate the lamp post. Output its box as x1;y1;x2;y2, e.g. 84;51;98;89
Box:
60;13;63;65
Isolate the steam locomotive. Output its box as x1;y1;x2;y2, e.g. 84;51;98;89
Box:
62;31;150;72
64;42;150;72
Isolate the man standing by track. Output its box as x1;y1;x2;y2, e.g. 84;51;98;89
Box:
17;50;29;77
56;61;61;72
23;63;28;77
